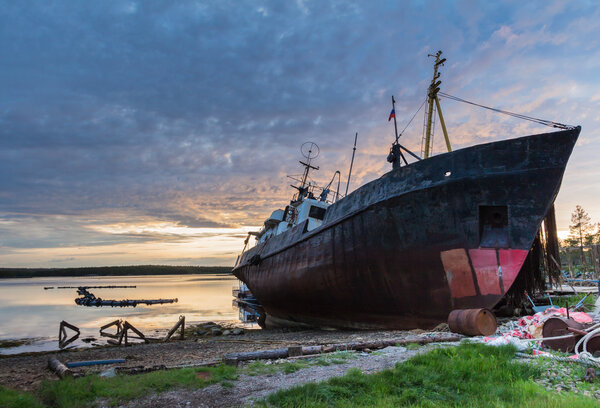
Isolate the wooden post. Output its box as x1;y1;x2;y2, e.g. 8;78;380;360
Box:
164;315;185;342
99;320;122;339
107;321;147;346
59;321;80;349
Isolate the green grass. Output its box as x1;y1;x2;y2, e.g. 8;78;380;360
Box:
552;294;596;309
37;364;237;408
0;385;45;408
244;351;356;374
245;361;280;376
405;342;422;350
258;343;598;407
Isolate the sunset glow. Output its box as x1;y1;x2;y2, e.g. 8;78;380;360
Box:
1;1;599;267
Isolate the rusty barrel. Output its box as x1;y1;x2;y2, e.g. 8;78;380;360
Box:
541;317;584;352
448;308;497;336
585;333;600;357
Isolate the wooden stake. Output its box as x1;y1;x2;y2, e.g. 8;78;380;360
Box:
164;315;185;342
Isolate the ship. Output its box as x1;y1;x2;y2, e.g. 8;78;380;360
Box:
232;51;581;329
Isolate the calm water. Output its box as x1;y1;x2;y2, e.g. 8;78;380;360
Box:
0;274;239;354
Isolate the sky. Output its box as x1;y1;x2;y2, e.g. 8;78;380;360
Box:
1;0;600;268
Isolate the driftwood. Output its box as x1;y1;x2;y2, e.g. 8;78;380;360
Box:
107;321;148;346
47;357;73;378
318;334;462;353
75;286;177;307
58;321;80;349
100;319;123;339
164;315;185;341
223;334;462;365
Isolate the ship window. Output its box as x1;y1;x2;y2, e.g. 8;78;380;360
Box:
309;206;326;220
479;205;509;248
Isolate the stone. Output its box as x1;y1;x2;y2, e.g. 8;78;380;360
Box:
222;330;231;336
99;367;116;378
211;327;222;336
232;328;244;335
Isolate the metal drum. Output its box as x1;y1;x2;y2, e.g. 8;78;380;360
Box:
448;308;497;336
542;317;584;352
582;333;600;356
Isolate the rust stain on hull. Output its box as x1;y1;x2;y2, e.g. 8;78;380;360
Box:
233;128;580;329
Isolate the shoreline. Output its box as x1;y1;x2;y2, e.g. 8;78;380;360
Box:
0;265;233;279
0;325;455;392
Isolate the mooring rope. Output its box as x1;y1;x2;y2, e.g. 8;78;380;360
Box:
438;92;574;130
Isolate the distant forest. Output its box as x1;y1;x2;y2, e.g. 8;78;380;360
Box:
0;265;233;279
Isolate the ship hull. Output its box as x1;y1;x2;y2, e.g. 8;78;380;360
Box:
233;127;580;329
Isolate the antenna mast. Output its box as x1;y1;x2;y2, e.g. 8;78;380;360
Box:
422;50;451;158
291;142;320;202
345;132;358;196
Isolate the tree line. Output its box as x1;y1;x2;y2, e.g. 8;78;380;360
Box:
0;265;233;279
562;205;600;272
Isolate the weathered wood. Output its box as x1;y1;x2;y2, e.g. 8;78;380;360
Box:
223;335;462;363
301;345;322;355
58;320;80;349
47;357;73;378
109;321;147;346
287;346;303;357
224;348;289;362
100;319;122;339
164;315;185;342
123;321;146;343
322;335;463;353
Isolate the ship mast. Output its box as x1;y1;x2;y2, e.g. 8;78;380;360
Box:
291;142;320;202
423;50;451;158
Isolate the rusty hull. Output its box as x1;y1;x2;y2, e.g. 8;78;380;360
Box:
233;127;581;329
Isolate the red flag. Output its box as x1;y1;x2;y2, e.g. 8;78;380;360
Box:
388;109;395;122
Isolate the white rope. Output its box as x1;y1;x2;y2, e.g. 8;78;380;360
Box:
574;326;600;363
515;352;600;368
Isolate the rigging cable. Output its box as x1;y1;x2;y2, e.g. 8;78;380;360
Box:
438;92;574;130
397;98;427;141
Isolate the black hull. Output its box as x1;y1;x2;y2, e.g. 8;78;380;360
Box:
233;127;580;329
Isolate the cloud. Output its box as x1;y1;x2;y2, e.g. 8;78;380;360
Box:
1;1;600;266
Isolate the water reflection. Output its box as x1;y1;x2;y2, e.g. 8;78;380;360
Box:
0;274;239;354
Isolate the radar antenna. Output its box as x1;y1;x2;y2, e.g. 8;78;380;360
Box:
299;142;319;189
289;142;320;203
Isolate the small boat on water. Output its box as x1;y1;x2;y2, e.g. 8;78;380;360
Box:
232;52;580;329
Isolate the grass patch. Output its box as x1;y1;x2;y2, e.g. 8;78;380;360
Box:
552;294;596;309
405;342;421;350
259;343;598;407
0;386;45;408
245;361;279;376
280;361;310;374
244;351;355;375
37;364;237;408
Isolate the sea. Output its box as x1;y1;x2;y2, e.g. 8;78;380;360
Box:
0;274;240;354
